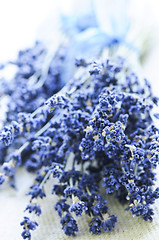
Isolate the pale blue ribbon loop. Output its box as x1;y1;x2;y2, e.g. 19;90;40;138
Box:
60;0;139;82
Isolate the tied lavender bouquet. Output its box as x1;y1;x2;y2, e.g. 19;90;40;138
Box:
0;1;159;239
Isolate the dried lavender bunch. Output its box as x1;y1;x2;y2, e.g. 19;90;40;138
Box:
0;54;159;239
0;1;159;238
0;40;68;170
1;41;66;123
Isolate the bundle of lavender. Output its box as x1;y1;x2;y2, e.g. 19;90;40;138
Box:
0;1;159;239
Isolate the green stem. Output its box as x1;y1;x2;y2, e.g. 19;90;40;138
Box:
39;170;52;189
134;163;138;176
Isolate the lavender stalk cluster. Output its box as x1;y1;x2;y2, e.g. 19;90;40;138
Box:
0;7;159;239
0;51;159;238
